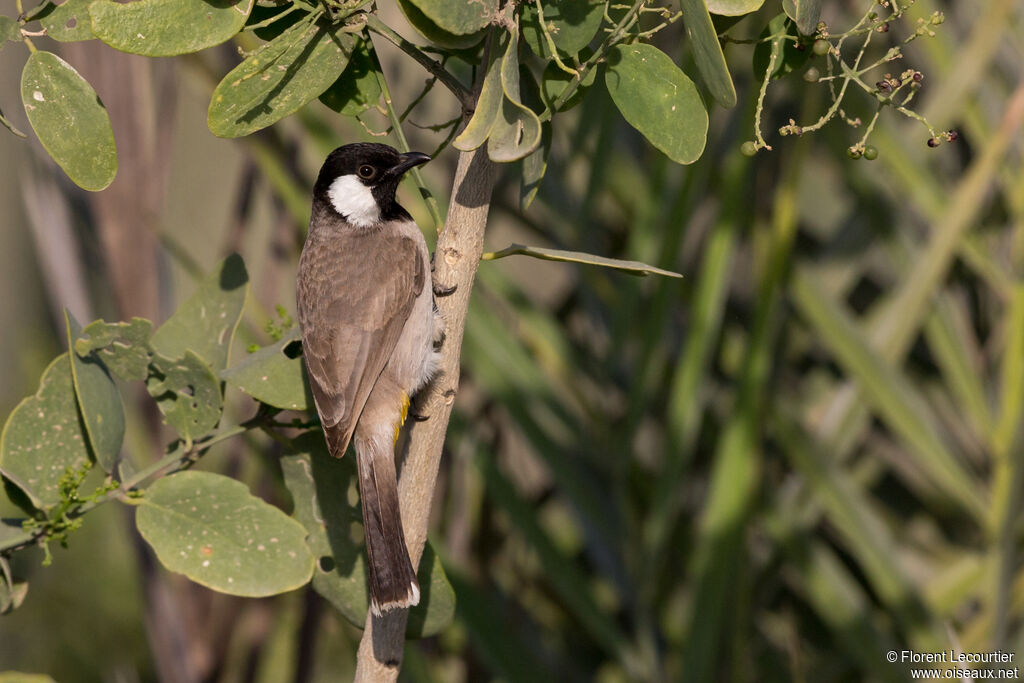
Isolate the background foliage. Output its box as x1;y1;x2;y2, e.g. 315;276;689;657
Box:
1;0;1022;680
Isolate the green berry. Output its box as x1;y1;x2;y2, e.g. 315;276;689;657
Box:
847;148;862;159
863;145;878;160
804;66;821;83
741;141;758;157
812;39;830;56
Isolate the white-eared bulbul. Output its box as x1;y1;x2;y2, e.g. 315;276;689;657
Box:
297;143;443;615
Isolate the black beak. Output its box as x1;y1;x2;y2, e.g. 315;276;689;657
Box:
389;151;431;176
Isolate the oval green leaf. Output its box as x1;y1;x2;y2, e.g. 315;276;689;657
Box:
680;0;736;108
221;328;312;412
39;0;94;42
521;0;603;59
0;354;91;511
151;253;247;372
281;433;455;635
20;50;116;191
65;311;124;474
208;19;354;138
396;0;484;49
406;0;496;35
604;43;708;165
319;39;382;118
0;16;20;43
705;0;764;15
89;0;252;56
136;471;314;597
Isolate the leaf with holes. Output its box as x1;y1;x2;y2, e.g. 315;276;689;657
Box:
65;311;124;474
281;432;455;635
89;0;252;56
74;317;153;382
521;0;603;59
405;0;495;35
146;351;223;440
39;0;94;42
0;354;91;511
319;39;382;118
151;254;247;372
208;18;354;138
20;51;116;191
136;471;314;596
605;43;708;164
221;328;312;412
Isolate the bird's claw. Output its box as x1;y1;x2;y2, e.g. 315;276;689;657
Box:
433;281;457;297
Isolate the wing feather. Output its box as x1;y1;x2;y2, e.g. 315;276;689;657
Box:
296;224;424;457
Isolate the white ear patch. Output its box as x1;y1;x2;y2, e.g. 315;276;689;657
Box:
327;174;379;228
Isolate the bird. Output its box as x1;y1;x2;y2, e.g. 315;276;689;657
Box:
296;142;445;616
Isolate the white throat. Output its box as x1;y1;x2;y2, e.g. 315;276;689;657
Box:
327;174;379;228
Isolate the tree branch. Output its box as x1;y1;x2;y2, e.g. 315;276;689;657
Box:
353;145;497;681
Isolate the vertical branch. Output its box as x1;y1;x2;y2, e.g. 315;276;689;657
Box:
353;144;497;681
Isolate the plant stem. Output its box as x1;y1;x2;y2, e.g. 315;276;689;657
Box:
365;14;472;109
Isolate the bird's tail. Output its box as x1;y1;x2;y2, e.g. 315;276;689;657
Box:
352;431;420;616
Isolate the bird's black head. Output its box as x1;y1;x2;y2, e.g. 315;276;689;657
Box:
313;143;430;228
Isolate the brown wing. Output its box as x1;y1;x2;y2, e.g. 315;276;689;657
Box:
296;226;424;458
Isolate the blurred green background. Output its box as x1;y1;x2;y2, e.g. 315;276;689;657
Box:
2;0;1023;681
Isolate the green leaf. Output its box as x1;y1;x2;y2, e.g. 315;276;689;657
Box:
483;243;683;278
1;16;22;43
0;580;29;615
521;0;603;59
680;0;736;108
520;121;551;211
38;0;94;42
0;674;55;683
89;0;252;56
65;311;124;474
136;471;314;597
396;0;484;49
74;317;153;382
20;50;117;191
0;354;91;511
705;0;764;15
406;0;496;35
146;351;223;440
208;18;354;138
318;39;381;118
453;37;503;151
753;14;809;81
281;433;455;636
794;0;823;35
488;23;542;163
247;3;308;41
221;328;312;412
151;253;247;372
605;43;708;165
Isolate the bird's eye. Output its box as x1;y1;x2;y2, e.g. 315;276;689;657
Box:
357;165;376;179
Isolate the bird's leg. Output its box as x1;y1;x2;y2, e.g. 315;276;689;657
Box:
430;251;457;297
